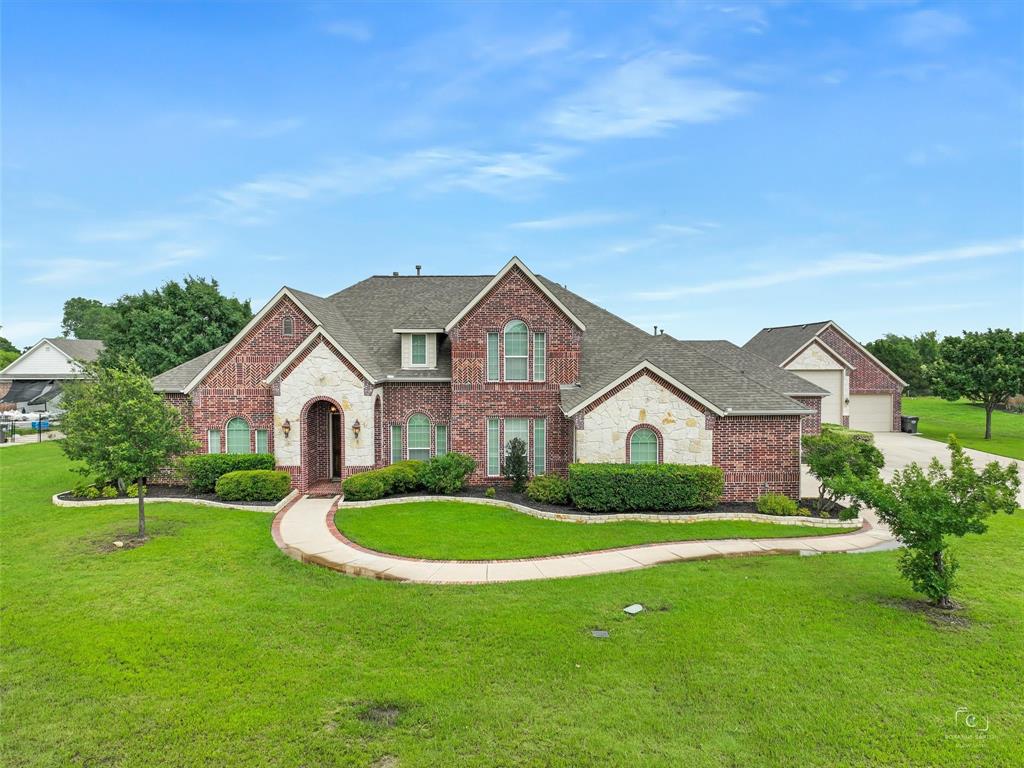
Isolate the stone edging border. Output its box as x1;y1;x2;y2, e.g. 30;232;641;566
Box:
338;494;862;528
52;488;301;515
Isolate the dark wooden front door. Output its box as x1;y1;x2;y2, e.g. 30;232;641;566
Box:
330;412;342;479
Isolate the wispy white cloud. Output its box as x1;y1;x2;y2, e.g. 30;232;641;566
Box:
634;238;1024;300
895;10;970;50
510;211;628;231
324;20;371;42
545;52;749;141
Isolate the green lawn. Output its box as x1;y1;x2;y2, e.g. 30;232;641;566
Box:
337;501;857;560
3;442;1023;767
903;396;1024;460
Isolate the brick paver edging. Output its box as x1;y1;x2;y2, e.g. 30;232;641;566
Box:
52;488;301;515
338;494;862;528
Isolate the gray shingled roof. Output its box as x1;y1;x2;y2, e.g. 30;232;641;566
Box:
153;271;814;415
47;337;104;362
683;340;828;397
741;322;830;365
152;345;225;392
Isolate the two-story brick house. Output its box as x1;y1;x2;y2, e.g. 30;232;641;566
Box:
153;257;828;500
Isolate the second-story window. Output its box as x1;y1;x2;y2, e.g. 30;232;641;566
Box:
533;332;546;382
411;334;427;365
504;321;528;381
487;333;499;381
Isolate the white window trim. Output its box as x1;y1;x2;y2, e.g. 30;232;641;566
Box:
391;424;402;465
533;331;546;382
486;332;500;382
207;429;221;454
410;333;428;367
503;320;529;382
486;418;500;477
407;413;431;461
533;418;546;475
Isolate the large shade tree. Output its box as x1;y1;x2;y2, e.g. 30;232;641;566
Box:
865;331;938;396
930;329;1024;440
61;358;197;536
61;297;118;340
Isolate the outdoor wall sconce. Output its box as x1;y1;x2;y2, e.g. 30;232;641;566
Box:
352;419;361;439
281;419;291;438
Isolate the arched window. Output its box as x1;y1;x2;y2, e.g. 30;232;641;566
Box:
282;315;294;336
503;320;528;381
407;414;431;461
226;417;251;454
629;428;658;464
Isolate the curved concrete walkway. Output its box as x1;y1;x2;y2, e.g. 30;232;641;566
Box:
272;497;898;584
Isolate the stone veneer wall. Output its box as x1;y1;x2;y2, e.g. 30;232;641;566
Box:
575;374;713;465
818;327;903;431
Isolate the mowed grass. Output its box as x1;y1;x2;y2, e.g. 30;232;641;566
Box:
337;501;857;560
903;396;1024;460
2;442;1023;767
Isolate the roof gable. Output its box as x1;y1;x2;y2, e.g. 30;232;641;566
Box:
445;257;585;332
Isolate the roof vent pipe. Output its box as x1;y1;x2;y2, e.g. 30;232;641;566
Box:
392;271;399;276
415;265;422;276
653;325;658;336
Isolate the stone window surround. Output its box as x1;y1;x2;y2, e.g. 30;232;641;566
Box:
625;423;664;464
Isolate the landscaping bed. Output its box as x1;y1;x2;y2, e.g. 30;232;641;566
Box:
56;484;280;508
341;485;853;520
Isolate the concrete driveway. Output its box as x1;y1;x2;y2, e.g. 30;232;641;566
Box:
801;432;1024;507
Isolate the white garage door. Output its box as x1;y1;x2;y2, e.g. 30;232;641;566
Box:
792;370;842;425
849;394;893;432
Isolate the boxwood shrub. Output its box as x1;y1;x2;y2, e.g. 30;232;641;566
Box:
526;473;570;505
214;470;292;502
422;453;476;494
342;460;427;501
340;472;387;501
568;463;723;513
181;453;276;493
755;492;800;516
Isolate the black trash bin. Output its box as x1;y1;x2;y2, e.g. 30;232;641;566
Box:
901;416;919;434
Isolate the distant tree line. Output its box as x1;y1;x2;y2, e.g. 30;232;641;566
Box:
61;276;253;376
867;328;1024;440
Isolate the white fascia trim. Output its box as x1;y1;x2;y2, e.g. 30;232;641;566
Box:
0;338;87;379
563;361;726;418
262;328;375;385
725;409;814;416
819;322;908;387
782;337;857;372
444;256;586;332
183;288;373;393
392;328;444;334
784;391;828;397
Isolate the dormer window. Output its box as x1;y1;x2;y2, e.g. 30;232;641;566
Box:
504;321;528;381
411;334;427;365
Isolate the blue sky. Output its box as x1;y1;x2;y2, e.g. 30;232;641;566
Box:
2;1;1022;349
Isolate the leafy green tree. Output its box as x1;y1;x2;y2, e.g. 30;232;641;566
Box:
0;330;18;354
847;438;1019;608
802;430;884;514
61;297;118;340
0;350;18;370
503;437;529;493
930;329;1024;440
865;331;939;395
61;357;197;536
103;277;252;375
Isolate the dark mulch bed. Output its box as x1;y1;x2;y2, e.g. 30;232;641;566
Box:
341;486;852;520
57;484;279;508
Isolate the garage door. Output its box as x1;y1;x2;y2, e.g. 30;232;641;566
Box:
792;369;842;425
849;394;893;432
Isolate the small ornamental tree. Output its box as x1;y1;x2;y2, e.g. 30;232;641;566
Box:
503;437;529;493
802;429;884;513
61;357;197;537
930;329;1024;440
847;438;1019;608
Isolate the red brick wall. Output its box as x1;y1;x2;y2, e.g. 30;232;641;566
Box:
794;396;822;436
381;382;452;461
449;266;580;483
818;326;902;430
710;415;802;501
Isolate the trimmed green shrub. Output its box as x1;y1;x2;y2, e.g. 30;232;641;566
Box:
568;463;724;513
100;485;118;499
215;470;291;502
126;483;147;498
484;487;496;499
821;422;874;444
503;437;529;493
423;452;476;494
526;473;570;506
756;493;800;516
342;472;388;501
181;453;275;493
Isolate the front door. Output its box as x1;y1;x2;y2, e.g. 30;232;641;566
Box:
329;412;342;479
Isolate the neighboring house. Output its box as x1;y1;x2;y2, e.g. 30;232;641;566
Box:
0;338;104;413
743;321;906;432
153;258;827;500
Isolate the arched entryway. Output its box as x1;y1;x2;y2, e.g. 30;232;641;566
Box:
300;397;344;491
